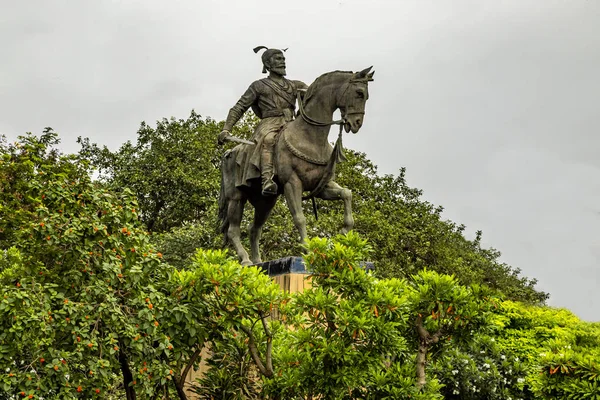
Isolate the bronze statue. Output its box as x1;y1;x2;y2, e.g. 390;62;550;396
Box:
219;46;308;196
219;47;374;265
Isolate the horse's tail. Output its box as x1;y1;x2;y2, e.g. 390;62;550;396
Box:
217;152;230;247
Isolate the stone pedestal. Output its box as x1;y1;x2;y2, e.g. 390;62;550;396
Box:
255;256;374;293
255;256;312;294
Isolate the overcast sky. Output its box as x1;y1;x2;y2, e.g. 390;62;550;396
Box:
1;0;598;320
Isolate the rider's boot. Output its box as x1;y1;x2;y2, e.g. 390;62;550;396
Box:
261;145;278;196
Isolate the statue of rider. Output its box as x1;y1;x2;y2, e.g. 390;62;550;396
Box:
218;46;308;196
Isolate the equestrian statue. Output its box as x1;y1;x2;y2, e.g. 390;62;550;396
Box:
218;46;374;266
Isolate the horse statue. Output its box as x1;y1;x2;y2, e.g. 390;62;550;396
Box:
218;67;375;265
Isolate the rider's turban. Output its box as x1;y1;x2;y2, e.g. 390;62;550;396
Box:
253;46;288;73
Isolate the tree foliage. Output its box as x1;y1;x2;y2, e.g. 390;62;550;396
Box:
333;152;548;304
164;248;287;398
408;269;495;389
268;233;426;399
77;111;254;233
494;301;600;400
3;117;595;399
0;131;174;398
434;300;600;400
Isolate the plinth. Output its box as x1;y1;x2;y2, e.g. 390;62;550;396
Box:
254;256;374;293
255;256;311;294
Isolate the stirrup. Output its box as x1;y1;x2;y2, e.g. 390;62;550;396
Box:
262;179;278;196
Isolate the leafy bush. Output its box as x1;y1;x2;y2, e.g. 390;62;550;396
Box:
531;339;600;399
436;336;529;400
0;131;174;398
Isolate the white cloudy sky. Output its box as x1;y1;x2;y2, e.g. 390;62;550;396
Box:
1;0;598;320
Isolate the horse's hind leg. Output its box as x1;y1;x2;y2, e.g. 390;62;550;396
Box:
248;194;278;264
317;181;354;234
226;197;252;266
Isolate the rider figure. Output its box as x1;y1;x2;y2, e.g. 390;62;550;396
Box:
218;46;307;196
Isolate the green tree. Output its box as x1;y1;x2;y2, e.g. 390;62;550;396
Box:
78;111;256;233
435;335;529;399
434;298;600;400
265;233;442;399
0;130;286;400
0;131;174;398
165;249;288;398
533;343;600;399
494;301;600;400
406;270;495;389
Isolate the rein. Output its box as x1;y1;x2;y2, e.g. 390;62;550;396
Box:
288;83;359;201
297;90;344;127
300;123;346;201
289;99;347;201
296;83;366;128
288;75;369;216
286;89;349;167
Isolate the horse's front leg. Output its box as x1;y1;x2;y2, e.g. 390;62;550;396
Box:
317;181;354;234
283;176;308;243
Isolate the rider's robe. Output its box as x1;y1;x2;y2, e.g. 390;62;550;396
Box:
223;77;308;188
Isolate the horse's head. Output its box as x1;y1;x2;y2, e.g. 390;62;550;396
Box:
302;67;375;132
338;66;374;133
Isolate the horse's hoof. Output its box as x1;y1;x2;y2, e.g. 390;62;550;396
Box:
241;260;252;266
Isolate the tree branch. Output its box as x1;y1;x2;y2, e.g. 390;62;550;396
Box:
179;347;202;388
430;328;444;344
239;323;272;377
260;313;274;376
415;315;430;341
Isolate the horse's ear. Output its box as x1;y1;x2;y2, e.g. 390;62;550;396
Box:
367;70;375;81
355;66;373;79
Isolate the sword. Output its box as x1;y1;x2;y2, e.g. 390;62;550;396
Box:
222;133;255;145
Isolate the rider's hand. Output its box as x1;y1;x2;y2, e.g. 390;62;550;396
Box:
218;130;230;145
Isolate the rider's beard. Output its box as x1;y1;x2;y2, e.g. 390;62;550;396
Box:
270;66;286;76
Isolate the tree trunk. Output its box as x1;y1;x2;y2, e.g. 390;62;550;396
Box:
415;315;433;390
414;315;445;390
173;375;189;400
118;341;136;400
416;340;428;389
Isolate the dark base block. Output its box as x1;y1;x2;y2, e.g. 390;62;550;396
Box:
255;256;306;276
254;257;375;277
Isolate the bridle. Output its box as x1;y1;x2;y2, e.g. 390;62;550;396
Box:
296;77;369;129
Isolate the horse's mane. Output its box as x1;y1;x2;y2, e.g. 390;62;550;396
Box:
303;70;353;104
